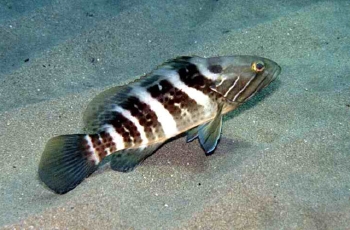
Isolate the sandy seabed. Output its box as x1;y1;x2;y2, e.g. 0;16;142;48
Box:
1;0;350;229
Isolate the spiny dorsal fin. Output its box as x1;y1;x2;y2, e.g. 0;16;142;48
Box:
110;144;162;172
83;56;196;133
162;56;194;67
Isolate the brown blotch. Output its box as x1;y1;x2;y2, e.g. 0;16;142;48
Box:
146;119;153;126
99;131;108;141
134;138;142;144
107;112;142;145
82;150;91;157
120;96;165;140
98;131;117;155
124;141;131;148
139;118;147;126
110;145;117;152
146;77;209;129
89;134;100;148
99;150;108;158
147;80;173;99
95;146;102;152
144;126;152;133
177;63;213;94
166;100;181;116
121;131;130;139
169;87;203;121
81;138;90;151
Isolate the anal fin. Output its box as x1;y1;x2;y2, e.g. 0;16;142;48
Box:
110;144;162;172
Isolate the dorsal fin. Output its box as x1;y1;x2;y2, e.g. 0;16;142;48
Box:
83;84;132;133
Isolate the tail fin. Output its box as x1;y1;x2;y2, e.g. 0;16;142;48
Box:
38;134;98;194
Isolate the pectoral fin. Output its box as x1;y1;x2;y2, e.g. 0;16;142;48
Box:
198;104;223;155
186;126;199;142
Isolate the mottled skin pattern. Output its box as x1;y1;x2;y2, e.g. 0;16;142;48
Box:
84;57;280;160
145;63;219;133
89;61;220;159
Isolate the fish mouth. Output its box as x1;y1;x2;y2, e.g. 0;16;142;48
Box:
272;64;281;81
261;64;281;89
250;64;281;99
257;64;281;90
232;64;281;104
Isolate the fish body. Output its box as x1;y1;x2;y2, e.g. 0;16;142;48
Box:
39;55;281;194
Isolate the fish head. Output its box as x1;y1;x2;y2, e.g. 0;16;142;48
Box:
207;55;281;103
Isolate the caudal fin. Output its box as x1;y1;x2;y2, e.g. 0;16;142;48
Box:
38;134;98;194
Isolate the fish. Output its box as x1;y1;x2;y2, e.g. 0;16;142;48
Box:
38;55;281;194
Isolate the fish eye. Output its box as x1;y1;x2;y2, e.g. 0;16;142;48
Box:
252;61;265;73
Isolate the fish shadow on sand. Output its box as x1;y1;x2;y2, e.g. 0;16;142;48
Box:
224;78;281;122
92;136;252;176
142;136;252;173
